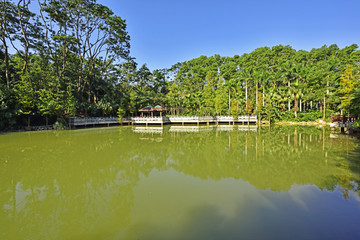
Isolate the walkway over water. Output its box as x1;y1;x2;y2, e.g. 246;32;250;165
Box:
330;114;358;131
68;115;258;128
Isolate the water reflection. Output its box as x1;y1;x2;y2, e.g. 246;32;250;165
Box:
132;125;258;134
0;126;359;239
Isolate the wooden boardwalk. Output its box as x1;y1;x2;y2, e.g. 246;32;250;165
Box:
132;116;257;126
331;114;358;123
68;115;258;128
330;114;358;133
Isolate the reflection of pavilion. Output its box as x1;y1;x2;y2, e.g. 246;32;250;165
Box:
238;125;257;132
169;126;214;133
132;127;163;134
215;125;236;132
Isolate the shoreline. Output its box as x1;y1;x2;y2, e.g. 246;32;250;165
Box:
273;121;330;126
1;121;357;133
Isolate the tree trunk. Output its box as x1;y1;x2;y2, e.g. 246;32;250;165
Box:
255;81;258;110
263;91;265;107
17;0;31;73
300;99;302;112
245;81;248;101
294;95;298;118
288;81;291;112
228;89;230;114
323;96;326;120
288;100;291;112
1;34;11;88
259;113;261;125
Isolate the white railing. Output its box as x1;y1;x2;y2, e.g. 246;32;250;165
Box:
169;116;214;122
169;116;198;121
237;115;257;121
217;116;234;121
69;117;119;125
69;115;258;126
132;116;170;122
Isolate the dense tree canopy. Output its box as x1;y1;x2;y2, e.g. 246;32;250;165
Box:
166;45;360;122
0;0;359;130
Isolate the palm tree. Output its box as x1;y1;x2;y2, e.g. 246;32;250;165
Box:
280;61;295;112
239;68;252;102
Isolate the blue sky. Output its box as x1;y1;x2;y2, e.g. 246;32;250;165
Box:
98;0;360;70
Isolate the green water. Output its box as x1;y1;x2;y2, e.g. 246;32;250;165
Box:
1;125;360;240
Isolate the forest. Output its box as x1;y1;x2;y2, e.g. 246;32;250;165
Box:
1;0;360;130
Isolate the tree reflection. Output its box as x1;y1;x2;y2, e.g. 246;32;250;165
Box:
0;126;359;239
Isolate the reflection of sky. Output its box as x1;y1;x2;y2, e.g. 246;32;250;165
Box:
123;169;360;240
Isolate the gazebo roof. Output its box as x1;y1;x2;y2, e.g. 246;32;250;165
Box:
154;105;166;111
139;106;153;112
139;105;166;112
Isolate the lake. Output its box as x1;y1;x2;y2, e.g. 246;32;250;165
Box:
0;125;360;240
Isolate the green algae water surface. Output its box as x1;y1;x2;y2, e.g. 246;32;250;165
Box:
1;125;360;240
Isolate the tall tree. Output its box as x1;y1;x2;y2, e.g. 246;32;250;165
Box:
338;65;358;117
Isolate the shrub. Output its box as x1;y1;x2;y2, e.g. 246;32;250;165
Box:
350;120;360;128
280;111;295;121
53;118;68;130
296;111;322;122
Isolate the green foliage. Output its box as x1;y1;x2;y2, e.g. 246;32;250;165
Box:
1;0;360;130
281;111;296;121
230;99;238;119
53;118;67;130
117;107;125;120
245;99;253;115
37;87;62;117
16;77;34;116
296;112;323;122
0;86;18;129
214;82;227;115
351;120;360;128
264;98;274;123
338;65;358;114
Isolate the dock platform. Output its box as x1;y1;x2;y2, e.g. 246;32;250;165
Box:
68;115;258;128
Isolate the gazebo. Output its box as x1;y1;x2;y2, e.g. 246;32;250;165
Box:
139;105;167;117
